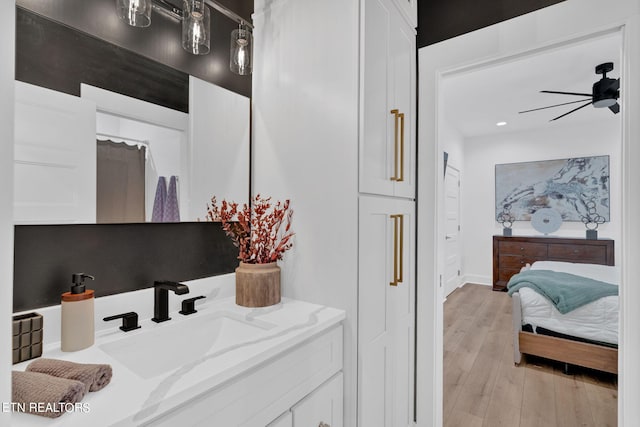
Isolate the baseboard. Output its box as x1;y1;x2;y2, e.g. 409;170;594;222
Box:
461;274;491;286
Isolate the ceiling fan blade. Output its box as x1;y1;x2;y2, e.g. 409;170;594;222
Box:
519;98;592;114
609;102;620;114
541;90;593;97
550;100;592;121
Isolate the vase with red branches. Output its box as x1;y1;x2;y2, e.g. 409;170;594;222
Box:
206;195;294;307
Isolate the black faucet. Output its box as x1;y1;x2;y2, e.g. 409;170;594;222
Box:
151;280;189;323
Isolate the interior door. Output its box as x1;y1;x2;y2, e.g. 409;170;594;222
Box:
444;165;461;297
14;81;97;224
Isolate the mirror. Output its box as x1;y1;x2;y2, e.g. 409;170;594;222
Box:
13;4;251;224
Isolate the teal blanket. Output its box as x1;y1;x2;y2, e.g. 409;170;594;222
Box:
507;269;618;314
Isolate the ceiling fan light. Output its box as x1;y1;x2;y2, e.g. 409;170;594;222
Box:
593;98;617;108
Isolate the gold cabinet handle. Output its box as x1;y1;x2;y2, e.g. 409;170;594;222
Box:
398;112;405;182
389;109;405;182
390;109;399;181
390;214;404;286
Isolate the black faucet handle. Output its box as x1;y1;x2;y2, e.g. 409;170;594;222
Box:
103;312;141;332
179;295;206;315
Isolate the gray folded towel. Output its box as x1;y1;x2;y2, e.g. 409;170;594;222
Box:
12;371;87;418
26;358;113;392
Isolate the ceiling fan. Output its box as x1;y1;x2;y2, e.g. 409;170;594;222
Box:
519;62;620;121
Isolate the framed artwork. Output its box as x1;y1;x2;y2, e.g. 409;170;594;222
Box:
495;155;610;222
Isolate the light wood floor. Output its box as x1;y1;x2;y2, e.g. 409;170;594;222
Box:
443;283;617;427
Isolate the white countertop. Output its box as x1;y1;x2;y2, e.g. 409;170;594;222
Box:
12;297;345;426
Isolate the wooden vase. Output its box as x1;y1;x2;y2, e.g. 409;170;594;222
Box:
235;262;281;307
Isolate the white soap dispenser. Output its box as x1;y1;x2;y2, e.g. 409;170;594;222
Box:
61;273;95;352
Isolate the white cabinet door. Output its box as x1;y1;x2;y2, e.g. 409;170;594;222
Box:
292;373;343;427
268;411;293;427
14;81;97;224
361;0;416;199
391;0;417;28
358;195;415;427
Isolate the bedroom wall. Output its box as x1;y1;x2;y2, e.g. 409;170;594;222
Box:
462;118;622;284
441;117;465;171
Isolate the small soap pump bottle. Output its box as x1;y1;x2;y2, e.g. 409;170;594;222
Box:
61;273;95;352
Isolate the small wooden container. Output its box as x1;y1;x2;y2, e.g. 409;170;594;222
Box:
235;262;281;307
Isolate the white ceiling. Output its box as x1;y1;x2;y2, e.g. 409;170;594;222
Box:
441;32;622;138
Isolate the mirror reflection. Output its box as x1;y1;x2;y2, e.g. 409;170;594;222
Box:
13;5;251;225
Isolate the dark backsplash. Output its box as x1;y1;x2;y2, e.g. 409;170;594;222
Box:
14;222;238;312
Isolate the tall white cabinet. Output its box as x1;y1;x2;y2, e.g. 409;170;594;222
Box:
252;0;416;425
359;0;416;425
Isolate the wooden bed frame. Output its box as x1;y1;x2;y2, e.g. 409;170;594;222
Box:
500;236;618;374
512;292;618;374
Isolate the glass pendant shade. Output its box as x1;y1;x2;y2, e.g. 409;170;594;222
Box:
230;23;253;75
182;0;211;55
116;0;152;28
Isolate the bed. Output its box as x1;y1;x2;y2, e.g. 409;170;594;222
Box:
510;260;619;374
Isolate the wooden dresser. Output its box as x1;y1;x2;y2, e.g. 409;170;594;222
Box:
492;235;614;291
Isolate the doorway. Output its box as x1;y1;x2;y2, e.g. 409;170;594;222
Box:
437;31;622;426
416;7;640;424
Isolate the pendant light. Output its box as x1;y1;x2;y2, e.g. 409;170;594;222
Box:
230;22;253;75
182;0;211;55
115;0;253;67
115;0;152;28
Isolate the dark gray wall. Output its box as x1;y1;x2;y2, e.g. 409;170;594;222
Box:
14;223;238;312
16;8;191;112
418;0;566;48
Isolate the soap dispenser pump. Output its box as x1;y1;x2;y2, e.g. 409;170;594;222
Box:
61;273;95;352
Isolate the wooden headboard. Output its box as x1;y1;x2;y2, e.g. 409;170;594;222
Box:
492;235;614;291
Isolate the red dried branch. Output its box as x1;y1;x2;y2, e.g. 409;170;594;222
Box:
206;195;295;264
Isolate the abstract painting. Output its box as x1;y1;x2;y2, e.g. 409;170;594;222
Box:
495;156;610;222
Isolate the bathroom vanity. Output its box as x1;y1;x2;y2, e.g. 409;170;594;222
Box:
12;276;345;427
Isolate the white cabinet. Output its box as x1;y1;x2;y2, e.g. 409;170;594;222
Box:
268;411;292;427
360;0;416;199
359;1;416;424
391;0;417;28
292;373;343;427
358;195;415;427
148;325;343;427
266;373;342;427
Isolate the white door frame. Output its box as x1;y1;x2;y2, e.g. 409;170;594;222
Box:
416;3;640;426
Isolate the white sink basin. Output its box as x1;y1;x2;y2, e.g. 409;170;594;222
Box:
99;311;274;379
